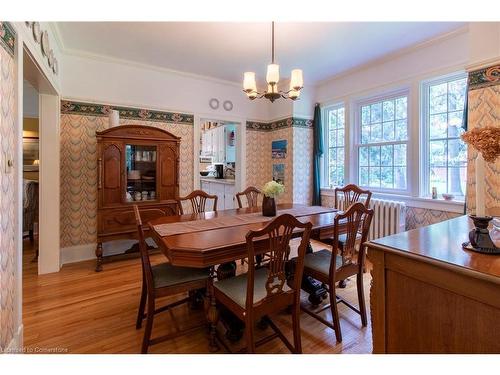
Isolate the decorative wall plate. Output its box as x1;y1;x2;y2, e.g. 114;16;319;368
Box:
41;30;49;56
48;50;54;68
32;22;41;43
52;58;58;75
209;98;219;110
223;100;233;111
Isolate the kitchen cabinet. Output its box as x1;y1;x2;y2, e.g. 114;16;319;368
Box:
200;179;235;210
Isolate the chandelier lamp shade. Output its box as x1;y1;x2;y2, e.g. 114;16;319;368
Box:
243;22;304;102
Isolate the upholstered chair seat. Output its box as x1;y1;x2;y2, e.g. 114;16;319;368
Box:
303;249;343;276
152;263;209;289
214;267;291;308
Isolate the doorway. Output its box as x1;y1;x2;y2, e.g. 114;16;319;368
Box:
196;118;243;209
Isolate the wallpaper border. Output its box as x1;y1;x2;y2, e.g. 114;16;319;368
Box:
468;64;500;90
246;117;313;132
61;100;194;125
0;22;16;57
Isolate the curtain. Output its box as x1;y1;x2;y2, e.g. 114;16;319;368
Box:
312;103;323;206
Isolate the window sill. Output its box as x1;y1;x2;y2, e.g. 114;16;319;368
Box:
320;188;465;214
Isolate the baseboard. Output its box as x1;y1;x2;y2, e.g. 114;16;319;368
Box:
60;244;96;265
5;325;23;354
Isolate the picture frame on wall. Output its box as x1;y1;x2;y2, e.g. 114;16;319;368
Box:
23;137;39;172
271;139;287;159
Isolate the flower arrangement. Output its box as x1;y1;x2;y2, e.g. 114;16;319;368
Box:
461;126;500;163
262;181;285;198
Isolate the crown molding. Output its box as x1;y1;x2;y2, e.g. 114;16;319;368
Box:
48;22;66;52
466;57;500;72
316;25;469;87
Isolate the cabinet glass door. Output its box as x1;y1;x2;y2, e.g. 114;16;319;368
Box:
125;144;157;202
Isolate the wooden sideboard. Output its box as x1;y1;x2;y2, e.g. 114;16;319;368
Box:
366;215;500;353
95;125;180;271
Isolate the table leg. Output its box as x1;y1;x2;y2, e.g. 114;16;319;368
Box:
206;267;219;352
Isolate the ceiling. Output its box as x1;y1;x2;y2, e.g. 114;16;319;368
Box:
55;22;465;85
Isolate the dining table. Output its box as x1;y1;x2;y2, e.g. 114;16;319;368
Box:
148;203;341;351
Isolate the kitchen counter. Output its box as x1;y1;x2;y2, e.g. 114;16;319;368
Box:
200;177;235;185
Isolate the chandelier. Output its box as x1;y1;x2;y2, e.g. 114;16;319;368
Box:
243;22;303;102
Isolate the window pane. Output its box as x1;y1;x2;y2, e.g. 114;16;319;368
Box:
369;167;381;187
448;167;466;196
395;167;407;189
361;106;370;125
394;144;406;166
337;147;345;165
447;139;467;167
329;111;337;129
447;110;463;137
329;128;337;147
430;113;447;139
382;121;395;141
381;145;393;166
337;129;345;146
338;108;345;128
369;146;380;166
329;148;337;165
382;100;395;121
360;166;369;186
371;103;382;123
430;83;447;114
381;167;393;188
395;97;407;119
395;119;407;140
430;140;447;167
448;79;466;112
359;147;369;166
430;167;447;194
361;126;370;144
371;123;382;142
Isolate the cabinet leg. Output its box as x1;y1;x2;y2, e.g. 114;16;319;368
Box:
95;242;103;272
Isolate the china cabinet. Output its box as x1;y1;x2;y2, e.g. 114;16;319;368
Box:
95;125;180;271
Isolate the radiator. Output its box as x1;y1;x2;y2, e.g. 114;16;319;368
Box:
336;197;406;240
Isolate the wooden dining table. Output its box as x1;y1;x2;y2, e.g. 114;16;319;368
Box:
148;203;340;351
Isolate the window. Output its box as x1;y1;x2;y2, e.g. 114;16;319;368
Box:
422;74;467;199
357;93;408;191
324;105;345;187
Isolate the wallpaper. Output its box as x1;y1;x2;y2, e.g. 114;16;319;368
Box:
245;130;271;195
0;27;16;351
465;67;500;216
60;113;194;248
293;127;314;205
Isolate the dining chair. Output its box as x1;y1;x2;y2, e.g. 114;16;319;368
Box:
133;204;210;353
334;184;372;210
213;214;312;353
235;186;262;208
299;202;373;343
177;189;218;215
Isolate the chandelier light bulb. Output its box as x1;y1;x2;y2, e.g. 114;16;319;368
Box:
290;69;303;90
243;72;257;92
266;64;280;85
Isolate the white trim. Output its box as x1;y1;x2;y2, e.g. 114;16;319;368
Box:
320;188;465;213
321;103;346;188
351;88;411;195
420;71;468;199
60;244;96;265
4;325;23;353
465;57;500;72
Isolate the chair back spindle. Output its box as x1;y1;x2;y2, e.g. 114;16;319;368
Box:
331;202;374;273
245;214;312;309
334;184;372;210
177;190;218;215
236;186;262;208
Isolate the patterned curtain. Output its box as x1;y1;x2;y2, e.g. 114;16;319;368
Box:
312;104;323;205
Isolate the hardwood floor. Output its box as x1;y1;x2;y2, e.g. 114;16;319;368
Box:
22;239;372;354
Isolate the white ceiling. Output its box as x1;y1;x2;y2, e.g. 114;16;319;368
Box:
55;22;465;85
